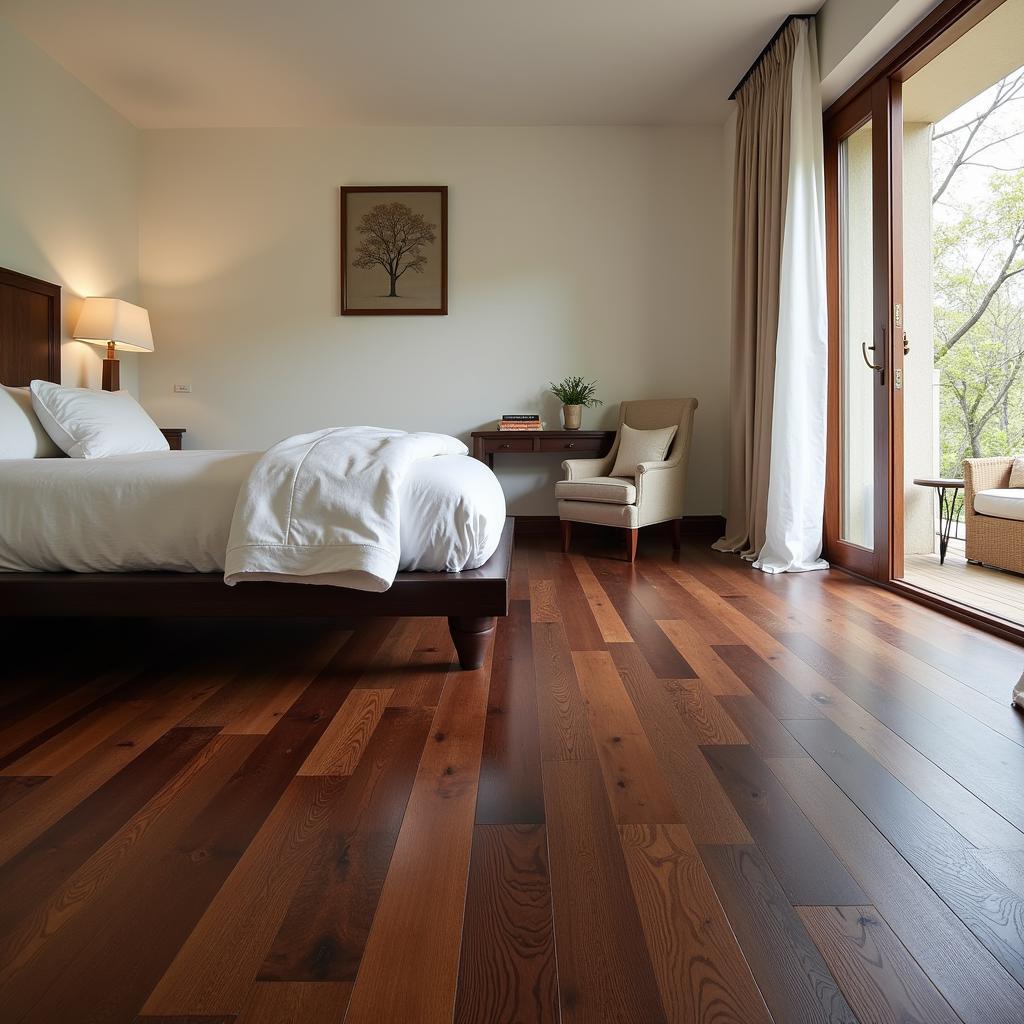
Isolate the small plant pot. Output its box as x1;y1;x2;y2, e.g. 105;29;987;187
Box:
562;404;582;430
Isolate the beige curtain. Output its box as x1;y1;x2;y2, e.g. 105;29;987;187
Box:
714;20;802;559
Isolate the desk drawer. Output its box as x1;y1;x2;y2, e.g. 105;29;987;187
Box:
487;436;537;453
539;437;604;454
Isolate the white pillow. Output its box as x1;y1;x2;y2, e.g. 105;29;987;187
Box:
30;380;169;459
1010;456;1024;488
0;385;63;458
610;422;678;478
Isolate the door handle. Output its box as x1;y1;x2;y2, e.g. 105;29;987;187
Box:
861;342;883;372
903;332;910;356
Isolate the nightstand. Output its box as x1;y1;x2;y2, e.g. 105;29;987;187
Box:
160;428;186;451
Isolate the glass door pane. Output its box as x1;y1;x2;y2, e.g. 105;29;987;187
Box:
839;120;876;549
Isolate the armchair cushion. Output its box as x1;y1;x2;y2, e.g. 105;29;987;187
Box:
555;476;637;505
974;489;1024;523
1010;456;1024;488
609;423;677;478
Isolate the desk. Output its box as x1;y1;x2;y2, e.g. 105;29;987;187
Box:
471;430;615;469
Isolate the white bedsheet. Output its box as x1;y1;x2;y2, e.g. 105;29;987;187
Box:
0;449;505;576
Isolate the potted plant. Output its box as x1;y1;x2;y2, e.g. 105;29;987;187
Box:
549;376;603;430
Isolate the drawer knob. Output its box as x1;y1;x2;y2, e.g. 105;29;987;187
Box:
566;442;575;448
501;442;511;448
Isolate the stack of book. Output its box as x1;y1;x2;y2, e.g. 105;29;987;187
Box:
497;414;542;431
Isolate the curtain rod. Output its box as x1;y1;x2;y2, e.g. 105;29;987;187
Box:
728;14;813;100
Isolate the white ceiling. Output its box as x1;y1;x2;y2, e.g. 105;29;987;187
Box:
0;0;818;128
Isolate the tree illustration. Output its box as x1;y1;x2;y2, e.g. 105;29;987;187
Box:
352;201;437;297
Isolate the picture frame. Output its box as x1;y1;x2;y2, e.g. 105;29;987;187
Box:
340;185;448;315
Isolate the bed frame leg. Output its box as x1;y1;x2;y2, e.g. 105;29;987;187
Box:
448;616;495;670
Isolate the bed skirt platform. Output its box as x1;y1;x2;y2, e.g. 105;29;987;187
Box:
0;517;513;671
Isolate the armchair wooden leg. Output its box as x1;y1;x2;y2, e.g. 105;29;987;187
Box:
561;521;572;553
626;528;638;563
670;518;682;551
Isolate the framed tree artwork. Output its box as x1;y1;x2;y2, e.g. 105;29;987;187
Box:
340;186;448;315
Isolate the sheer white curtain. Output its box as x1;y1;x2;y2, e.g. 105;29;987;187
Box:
755;18;828;573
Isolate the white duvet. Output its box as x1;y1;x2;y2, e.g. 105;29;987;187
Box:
0;429;506;590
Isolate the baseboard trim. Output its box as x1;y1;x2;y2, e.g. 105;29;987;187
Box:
512;515;725;536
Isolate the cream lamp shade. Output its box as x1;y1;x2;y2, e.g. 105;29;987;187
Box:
73;297;154;353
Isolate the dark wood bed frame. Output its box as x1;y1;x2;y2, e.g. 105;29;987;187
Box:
0;267;511;669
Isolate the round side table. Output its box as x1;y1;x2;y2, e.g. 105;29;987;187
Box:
913;477;965;565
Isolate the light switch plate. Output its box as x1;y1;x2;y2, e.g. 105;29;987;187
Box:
173;384;192;393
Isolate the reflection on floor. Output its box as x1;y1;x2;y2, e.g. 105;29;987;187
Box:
902;537;1024;627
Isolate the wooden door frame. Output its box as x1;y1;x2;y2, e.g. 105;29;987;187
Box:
823;0;1024;641
823;77;903;581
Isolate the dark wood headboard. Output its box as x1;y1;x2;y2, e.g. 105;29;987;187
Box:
0;267;61;386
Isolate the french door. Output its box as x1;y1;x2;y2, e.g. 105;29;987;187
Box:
824;79;904;581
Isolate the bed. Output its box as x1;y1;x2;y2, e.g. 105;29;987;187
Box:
0;267;512;669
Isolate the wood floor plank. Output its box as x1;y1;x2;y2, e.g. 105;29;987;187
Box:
717;694;807;757
548;551;605;650
542;758;668;1023
712;644;826;719
383;616;454;708
639;563;743;644
779;631;1024;834
799;905;963;1024
677;680;747;744
0;698;150;777
573;649;681;824
259;706;433;983
220;632;350;735
699;843;859;1024
789;717;1024;986
529;579;560;623
609;643;752;844
593;560;697;679
0;733;260;1024
141;774;348;1016
0;775;47;814
769;753;1024;1024
454;824;558;1024
569;553;633;643
702;743;866;906
343;649;492;1024
476;601;545;825
0;673;229;869
5;657;357;1024
235;981;349;1024
532;620;596;761
620;824;772;1024
297;688;392;776
657;619;752;696
0;725;219;935
0;669;138;764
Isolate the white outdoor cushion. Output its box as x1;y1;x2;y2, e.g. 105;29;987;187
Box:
0;385;62;458
555;476;637;505
974;488;1024;523
1010;456;1024;488
610;422;678;478
30;380;169;459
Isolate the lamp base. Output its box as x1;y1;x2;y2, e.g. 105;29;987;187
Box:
102;339;119;392
102;357;120;392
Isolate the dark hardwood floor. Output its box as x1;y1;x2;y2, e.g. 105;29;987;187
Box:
1;528;1024;1023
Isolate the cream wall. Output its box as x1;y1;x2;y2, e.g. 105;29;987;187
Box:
0;18;141;392
138;126;729;515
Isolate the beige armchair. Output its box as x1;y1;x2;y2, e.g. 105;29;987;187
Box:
556;398;698;561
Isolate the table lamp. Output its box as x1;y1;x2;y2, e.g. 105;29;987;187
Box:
73;297;154;391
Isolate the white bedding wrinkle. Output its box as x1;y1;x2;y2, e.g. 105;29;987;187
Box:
223;427;488;592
